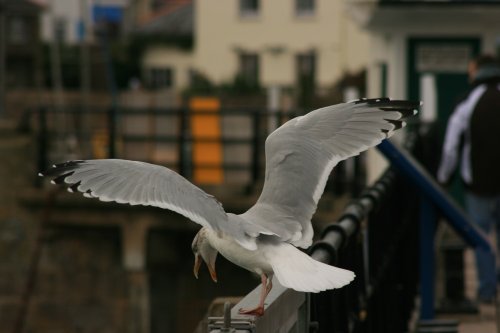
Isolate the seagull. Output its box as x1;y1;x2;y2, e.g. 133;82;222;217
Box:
40;98;419;316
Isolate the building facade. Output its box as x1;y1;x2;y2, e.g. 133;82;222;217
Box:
140;0;370;95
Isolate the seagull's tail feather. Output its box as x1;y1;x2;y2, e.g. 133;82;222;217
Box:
267;243;355;293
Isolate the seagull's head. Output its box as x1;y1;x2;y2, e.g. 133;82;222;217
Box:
192;228;218;283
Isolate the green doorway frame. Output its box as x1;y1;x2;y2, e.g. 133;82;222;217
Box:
407;37;481;126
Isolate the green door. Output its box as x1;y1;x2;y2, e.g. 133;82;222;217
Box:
408;37;481;134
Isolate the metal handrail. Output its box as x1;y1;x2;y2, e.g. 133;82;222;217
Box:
377;140;490;252
207;138;420;332
377;139;492;320
207;127;492;333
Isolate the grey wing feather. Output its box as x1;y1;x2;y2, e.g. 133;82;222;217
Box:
40;159;262;250
42;159;224;228
241;98;420;248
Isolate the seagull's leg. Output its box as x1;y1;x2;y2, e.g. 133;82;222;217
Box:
265;274;273;297
238;273;269;316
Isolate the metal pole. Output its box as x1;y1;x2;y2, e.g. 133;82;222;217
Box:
97;19;118;108
79;0;91;102
0;0;6;117
108;106;116;158
97;17;119;159
221;302;234;333
36;107;48;187
178;107;191;178
251;110;261;185
49;0;65;114
79;0;91;155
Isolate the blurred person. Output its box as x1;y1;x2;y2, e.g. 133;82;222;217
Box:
438;54;500;303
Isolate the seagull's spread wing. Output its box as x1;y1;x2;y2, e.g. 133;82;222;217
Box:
241;98;420;248
40;159;261;249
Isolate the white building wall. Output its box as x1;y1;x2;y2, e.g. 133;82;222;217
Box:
140;0;371;91
194;0;370;89
41;0;81;44
141;46;194;91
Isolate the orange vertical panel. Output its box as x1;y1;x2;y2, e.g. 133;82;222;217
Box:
189;97;223;184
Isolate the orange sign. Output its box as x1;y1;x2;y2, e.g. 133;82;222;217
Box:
189;97;223;184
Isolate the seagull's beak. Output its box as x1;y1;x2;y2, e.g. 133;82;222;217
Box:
194;253;202;279
193;253;217;282
207;261;218;283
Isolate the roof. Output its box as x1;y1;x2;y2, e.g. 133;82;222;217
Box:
380;0;500;5
136;0;193;36
5;0;45;13
26;0;46;7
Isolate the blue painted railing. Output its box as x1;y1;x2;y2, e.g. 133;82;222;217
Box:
208;133;489;331
377;140;492;320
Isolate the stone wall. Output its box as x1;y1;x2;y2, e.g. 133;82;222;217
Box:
0;121;37;333
26;226;129;333
0;122;260;333
0;124;135;333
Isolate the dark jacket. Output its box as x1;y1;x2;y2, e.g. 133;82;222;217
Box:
438;69;500;196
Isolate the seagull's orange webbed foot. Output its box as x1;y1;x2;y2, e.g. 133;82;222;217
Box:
238;306;265;316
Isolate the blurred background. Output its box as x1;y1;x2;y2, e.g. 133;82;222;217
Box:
1;0;500;332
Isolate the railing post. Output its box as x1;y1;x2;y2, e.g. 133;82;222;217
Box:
251;110;261;186
178;107;191;178
419;197;437;320
108;106;117;158
36;107;48;187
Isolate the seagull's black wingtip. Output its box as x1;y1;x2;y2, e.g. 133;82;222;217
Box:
39;160;86;177
353;97;421;119
354;97;391;104
354;97;421;109
53;160;85;168
51;172;75;185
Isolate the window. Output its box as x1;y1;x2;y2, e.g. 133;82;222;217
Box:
296;0;315;16
297;51;316;80
9;17;28;44
238;53;259;87
239;0;259;16
148;68;174;89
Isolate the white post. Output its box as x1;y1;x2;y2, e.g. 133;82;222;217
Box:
420;73;437;123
